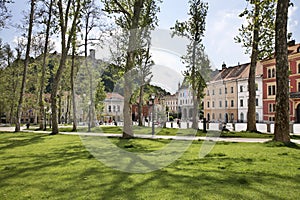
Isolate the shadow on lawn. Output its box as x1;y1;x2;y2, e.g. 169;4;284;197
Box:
0;133;47;151
1;134;299;199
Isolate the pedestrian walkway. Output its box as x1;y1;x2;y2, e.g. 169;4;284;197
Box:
1;126;299;144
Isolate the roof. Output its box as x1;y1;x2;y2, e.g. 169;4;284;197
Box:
106;93;124;100
210;63;249;82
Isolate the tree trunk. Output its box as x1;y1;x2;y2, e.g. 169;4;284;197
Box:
247;2;259;132
71;45;77;132
192;40;199;129
122;0;145;138
274;0;290;143
138;84;144;126
15;0;35;132
51;0;81;135
38;0;53;130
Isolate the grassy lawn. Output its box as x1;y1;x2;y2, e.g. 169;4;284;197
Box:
1;132;299;199
56;126;275;138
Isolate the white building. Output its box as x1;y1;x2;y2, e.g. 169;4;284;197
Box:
103;93;124;122
237;62;263;123
177;81;194;121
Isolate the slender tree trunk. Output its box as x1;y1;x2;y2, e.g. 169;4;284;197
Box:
192;40;199;129
274;0;290;143
15;0;35;132
71;45;77;131
247;2;259;132
38;0;53;130
51;0;81;135
138;84;144;126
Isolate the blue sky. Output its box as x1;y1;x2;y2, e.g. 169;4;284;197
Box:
0;0;299;71
158;0;300;68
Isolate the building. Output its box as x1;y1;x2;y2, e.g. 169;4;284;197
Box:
204;63;248;123
177;80;194;121
164;93;178;114
262;42;300;122
102;93;124;122
237;62;263;123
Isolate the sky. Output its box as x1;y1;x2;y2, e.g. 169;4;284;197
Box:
0;0;299;94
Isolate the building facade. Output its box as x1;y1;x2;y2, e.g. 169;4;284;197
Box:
204;63;249;123
177;81;194;121
237;62;264;123
102;93;124;122
262;42;300;122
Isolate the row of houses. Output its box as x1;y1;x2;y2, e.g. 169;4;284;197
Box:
163;42;300;124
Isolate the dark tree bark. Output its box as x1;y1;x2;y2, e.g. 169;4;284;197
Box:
39;0;53;130
247;2;259;132
71;43;77;132
15;0;36;132
274;0;290;143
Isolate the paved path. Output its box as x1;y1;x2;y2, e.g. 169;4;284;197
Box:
1;126;299;144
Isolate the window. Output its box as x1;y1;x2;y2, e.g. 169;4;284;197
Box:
212;90;215;95
219;101;222;108
212;101;215;108
212;113;215;120
108;105;112;112
231;87;234;93
240;86;243;92
269;117;275;121
240;99;244;107
268;68;276;78
268;85;276;96
113;105;116;112
225;88;227;94
256;83;258;91
297;63;300;74
272;68;275;77
231;100;234;107
256;99;259;106
207;90;210;96
297;81;300;92
225;100;228;108
240;113;244;122
269;103;276;112
219;88;222;95
207;102;210;108
219;113;222;120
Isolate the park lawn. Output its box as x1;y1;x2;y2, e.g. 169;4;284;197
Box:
0;132;299;200
57;126;274;138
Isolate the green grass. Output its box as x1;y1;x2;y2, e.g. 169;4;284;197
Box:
56;126;274;138
0;132;299;199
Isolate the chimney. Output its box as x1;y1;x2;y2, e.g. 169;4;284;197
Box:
222;62;227;70
89;49;96;60
288;40;295;47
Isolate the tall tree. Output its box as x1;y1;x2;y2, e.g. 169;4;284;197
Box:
15;0;36;132
50;0;81;135
102;0;161;138
274;0;290;143
171;0;208;129
235;0;276;132
136;44;153;126
36;0;54;130
80;0;106;130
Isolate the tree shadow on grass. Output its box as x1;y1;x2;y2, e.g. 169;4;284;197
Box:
0;133;47;151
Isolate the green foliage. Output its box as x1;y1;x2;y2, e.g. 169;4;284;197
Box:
94;79;106;112
235;0;276;59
